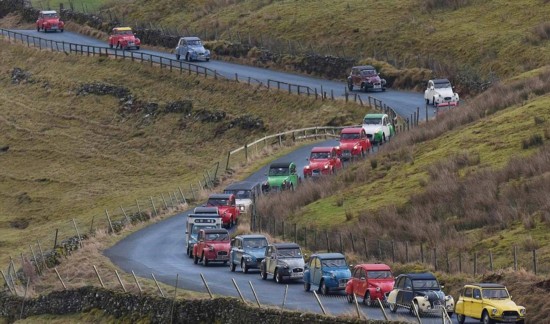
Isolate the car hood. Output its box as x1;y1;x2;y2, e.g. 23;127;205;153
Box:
482;299;520;310
368;279;395;292
279;258;305;268
243;248;266;259
235;198;252;206
362;125;382;134
306;160;330;169
189;45;209;53
268;175;290;186
416;290;446;302
43;18;61;23
325;268;352;279
363;75;382;83
339;140;361;149
434;88;455;97
119;35;137;42
217;206;233;214
205;242;230;249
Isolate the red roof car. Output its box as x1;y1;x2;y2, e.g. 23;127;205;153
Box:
303;147;342;178
108;27;141;50
345;263;394;306
193;228;230;266
337;128;372;160
36;10;64;33
206;193;240;228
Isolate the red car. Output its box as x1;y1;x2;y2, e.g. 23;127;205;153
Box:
193;228;230;266
108;27;141;50
337;127;372;160
345;263;394;306
206;193;240;228
36;10;64;33
303;147;342;178
347;65;387;92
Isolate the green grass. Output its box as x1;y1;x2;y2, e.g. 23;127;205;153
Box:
0;40;365;266
31;0;106;13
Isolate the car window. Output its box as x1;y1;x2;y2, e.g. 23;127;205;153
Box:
482;288;509;299
206;232;228;241
473;288;481;299
434;81;452;89
340;132;360;140
321;258;347;268
207;198;228;206
278;248;302;258
404;278;413;290
463;287;472;298
265;247;271;257
412;279;439;289
363;117;382;125
367;270;392;279
396;277;404;289
290;165;296;174
311;152;330;159
243;238;268;249
353;268;361;279
269;167;289;176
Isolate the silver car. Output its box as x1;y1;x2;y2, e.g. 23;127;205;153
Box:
175;36;210;62
260;243;305;283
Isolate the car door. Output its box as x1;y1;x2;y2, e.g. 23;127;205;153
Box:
382;115;389;136
426;80;435;99
268;247;277;274
289;164;298;186
233;238;242;264
471;288;483;318
461;287;474;317
395;277;405;304
357;268;367;297
264;246;272;273
311;257;322;286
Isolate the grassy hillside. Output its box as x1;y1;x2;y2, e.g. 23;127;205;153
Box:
100;0;550;83
0;38;365;266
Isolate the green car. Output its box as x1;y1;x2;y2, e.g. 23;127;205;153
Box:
261;162;300;193
362;113;395;144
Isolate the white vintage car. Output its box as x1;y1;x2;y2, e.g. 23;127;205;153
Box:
424;79;459;107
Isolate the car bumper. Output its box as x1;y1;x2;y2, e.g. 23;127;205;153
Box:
204;251;230;261
278;268;304;279
434;100;459;107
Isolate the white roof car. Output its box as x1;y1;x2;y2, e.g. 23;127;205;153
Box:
424;79;459;107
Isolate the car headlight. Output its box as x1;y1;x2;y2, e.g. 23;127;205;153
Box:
491;308;498;315
445;295;450;300
324;165;329;169
239;206;245;211
305;165;310;169
353;145;358;150
330;272;336;279
208;245;214;251
520;309;526;315
424;296;429;301
376;287;381;292
335;146;340;150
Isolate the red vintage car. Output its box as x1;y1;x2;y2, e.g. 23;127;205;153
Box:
303;147;342;178
347;65;387;92
337;127;372;160
36;10;64;33
346;263;394;306
108;27;141;50
193;228;230;266
206;193;240;228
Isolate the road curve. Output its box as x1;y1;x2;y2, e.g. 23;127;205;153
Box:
4;29;433;121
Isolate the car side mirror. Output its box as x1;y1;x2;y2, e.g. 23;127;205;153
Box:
441;285;445;289
360;277;366;281
406;286;411;290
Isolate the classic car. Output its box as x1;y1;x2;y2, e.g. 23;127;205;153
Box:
260;243;305;283
347;65;387;92
192;228;230;266
185;212;221;258
261;162;300;193
303;147;343;178
229;234;269;273
387;272;454;316
362;113;395;144
303;253;351;295
223;181;262;214
345;263;394;306
424;79;459;107
205;193;240;228
175;36;210;62
108;27;141;50
36;10;64;33
337;127;372;160
455;283;526;324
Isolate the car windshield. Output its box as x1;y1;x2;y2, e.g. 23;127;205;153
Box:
434;82;451;89
321;258;347;268
310;152;330;159
44;13;58;18
116;30;133;35
243;238;268;249
187;40;202;46
412;279;440;289
207;198;229;206
269;167;289;176
482;288;509;299
360;69;377;76
363;117;382;125
278;248;302;258
340;133;360;140
191;225;216;239
205;232;229;241
367;270;392;279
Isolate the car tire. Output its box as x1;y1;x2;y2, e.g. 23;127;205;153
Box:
304;281;311;292
346;294;353;303
241;259;249;274
481;311;493;324
36;25;40;32
432;96;436;105
185;53;190;62
203;254;209;266
230;261;236;272
389;302;398;313
382;87;386;92
176;54;180;60
206;58;210;62
383;133;387;143
260;266;267;280
425;98;429;105
193;253;198;264
348;83;353;92
60;29;64;33
320;280;328;295
456;314;465;324
363;291;372;306
275;269;283;284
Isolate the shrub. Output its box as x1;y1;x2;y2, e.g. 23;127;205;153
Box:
534;116;545;125
522;134;543;149
370;158;378;169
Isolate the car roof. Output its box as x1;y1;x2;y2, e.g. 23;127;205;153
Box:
236;234;268;239
202;228;228;234
313;252;346;260
193;206;218;214
356;263;391;271
41;10;58;14
272;242;300;249
224;181;260;191
269;162;294;168
114;27;132;31
400;272;437;280
208;193;233;199
182;36;201;41
311;146;333;153
433;78;451;84
341;127;363;133
364;113;386;118
353;65;376;70
468;283;507;289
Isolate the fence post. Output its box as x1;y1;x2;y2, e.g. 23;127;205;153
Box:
294;223;297;244
115;270;126;292
377;240;382;260
178;186;187;205
249;281;262;308
416;107;420;125
72;218;82;247
405;241;409;263
446;251;450;273
151;273;165;298
420;243;424;263
245;144;248;163
200;273;213;299
339;233;343;253
391;240;395;263
325;231;330;252
513;245;518;271
459;253;462;273
489;250;493;272
350;232;355;253
533;249;537;275
425;104;428;122
363;237;368;259
161;193;168;209
54;268;67;290
282;221;285;240
225;151;231;171
312;291;327;315
136;199;141;215
304;227;307;248
93;265;105;288
474;252;477;275
433;248;437;271
150;197;158;217
105;209;114;233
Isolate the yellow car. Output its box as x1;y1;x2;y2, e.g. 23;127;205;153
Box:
455;283;526;324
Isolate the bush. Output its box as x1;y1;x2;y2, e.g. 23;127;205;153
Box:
522;134;543;149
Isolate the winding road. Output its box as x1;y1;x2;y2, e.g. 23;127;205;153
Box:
2;28;459;322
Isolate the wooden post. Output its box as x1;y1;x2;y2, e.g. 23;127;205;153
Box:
178;186;187;205
350;232;356;253
29;245;40;274
120;206;131;224
304;228;307;248
72;218;82;247
364;237;369;259
425;104;428;122
225;151;231;171
93;265;105;288
232;278;247;304
115;270;126;292
416;106;420;125
533;249;537;275
281;284;288;310
170;274;179;321
105;209;114;233
378;240;382;260
54;229;59;249
151;273;165;297
325;231;330;252
513;245;518;271
420;243;424;263
161;193;168;209
200;273;213;299
339;233;343;253
405;242;409;263
391;240;395;263
489;250;493;272
136;199;141;215
245;144;248;162
190;184;196;201
150;196;158;217
377;298;388;321
294;223;298;244
0;270;14;295
54;267;67;290
132;270;143;294
353;293;362;319
433;248;437;271
249;280;262;308
474;252;477;275
37;240;48;270
312;291;327;315
446;252;450;273
282;221;285;240
459;253;462;273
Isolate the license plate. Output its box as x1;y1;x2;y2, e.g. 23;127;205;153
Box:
51;26;57;30
216;256;229;260
291;272;302;278
339;282;346;287
374;84;381;88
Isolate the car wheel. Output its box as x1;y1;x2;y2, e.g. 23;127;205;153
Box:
135;46;140;50
382;87;386;92
176;54;180;60
389;302;398;313
346;293;353;303
260;266;267;280
193;253;198;264
230;261;236;272
304;281;311;292
456;313;465;324
206;58;210;62
185;53;190;62
60;29;64;33
36;25;40;32
426;98;429;105
363;291;372;306
348;82;353;92
275;269;283;284
432;96;436;105
482;311;493;324
320;280;328;295
203;254;209;266
290;184;294;191
241;259;249;274
109;43;113;49
383;133;387;143
361;149;366;158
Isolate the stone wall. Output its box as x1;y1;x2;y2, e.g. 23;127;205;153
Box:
0;287;407;324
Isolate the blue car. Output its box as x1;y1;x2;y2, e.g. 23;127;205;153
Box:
303;253;351;295
229;234;269;273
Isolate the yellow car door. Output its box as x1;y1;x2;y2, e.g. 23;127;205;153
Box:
461;287;474;317
471;288;483;318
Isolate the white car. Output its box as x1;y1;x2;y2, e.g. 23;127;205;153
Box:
362;113;395;144
175;36;210;62
424;79;459;107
